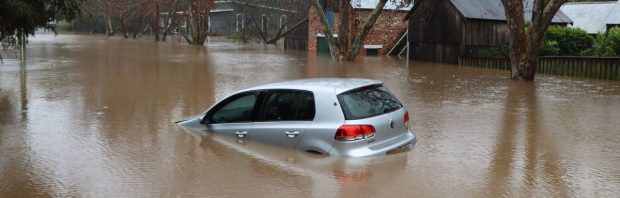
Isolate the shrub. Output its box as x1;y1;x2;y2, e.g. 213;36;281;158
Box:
544;26;594;56
607;27;620;56
540;40;560;56
580;33;615;57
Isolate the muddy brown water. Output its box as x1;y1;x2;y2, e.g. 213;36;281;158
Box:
1;34;619;197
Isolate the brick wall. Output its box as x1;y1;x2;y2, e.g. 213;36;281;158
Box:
308;7;320;52
308;7;408;56
354;10;408;55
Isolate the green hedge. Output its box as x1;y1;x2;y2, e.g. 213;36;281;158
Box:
580;27;620;57
543;26;593;56
609;27;620;55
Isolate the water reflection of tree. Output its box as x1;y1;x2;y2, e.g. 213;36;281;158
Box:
486;82;571;197
20;61;27;123
0;62;52;198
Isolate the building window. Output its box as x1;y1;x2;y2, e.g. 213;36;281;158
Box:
365;48;379;56
236;14;244;32
364;45;383;56
280;15;288;29
326;11;335;28
261;14;267;31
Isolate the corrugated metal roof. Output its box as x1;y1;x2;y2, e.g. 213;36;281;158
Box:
605;2;620;24
449;0;572;23
532;3;573;24
561;2;616;34
350;0;413;10
450;0;505;20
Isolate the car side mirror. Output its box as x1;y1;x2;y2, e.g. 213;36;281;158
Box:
200;114;210;125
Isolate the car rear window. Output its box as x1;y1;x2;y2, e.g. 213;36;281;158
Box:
337;86;403;120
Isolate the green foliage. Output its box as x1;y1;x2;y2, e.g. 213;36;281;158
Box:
608;27;620;55
478;47;507;58
226;32;250;43
544;25;594;56
226;32;244;40
540;40;560;56
55;20;72;33
0;0;83;47
580;33;615;57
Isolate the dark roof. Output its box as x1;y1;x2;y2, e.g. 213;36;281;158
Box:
449;0;505;20
406;0;573;24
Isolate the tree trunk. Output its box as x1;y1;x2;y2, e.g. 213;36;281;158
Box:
346;0;387;61
152;3;161;41
120;14;129;39
154;21;161;41
133;14;144;39
311;0;341;60
162;0;180;42
337;0;350;57
105;14;114;36
265;18;308;44
311;0;388;61
137;23;150;38
186;1;210;45
501;0;567;80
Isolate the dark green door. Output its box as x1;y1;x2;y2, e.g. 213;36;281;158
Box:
317;37;330;53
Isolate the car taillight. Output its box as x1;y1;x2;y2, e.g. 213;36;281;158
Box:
404;111;410;126
335;125;376;141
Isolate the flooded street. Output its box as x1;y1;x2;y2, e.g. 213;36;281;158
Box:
1;34;619;197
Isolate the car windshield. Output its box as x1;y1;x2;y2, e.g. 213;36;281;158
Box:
337;86;403;120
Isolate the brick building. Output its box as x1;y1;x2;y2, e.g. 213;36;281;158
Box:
308;0;411;56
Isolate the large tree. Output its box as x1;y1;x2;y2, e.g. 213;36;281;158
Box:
501;0;568;80
311;0;411;61
180;0;213;45
83;0;119;36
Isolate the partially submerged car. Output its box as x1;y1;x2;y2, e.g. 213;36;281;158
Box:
176;78;416;157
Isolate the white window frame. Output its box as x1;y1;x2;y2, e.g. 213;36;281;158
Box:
236;14;244;32
261;14;267;31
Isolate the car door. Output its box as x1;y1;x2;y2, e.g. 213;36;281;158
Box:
203;91;261;139
250;90;315;148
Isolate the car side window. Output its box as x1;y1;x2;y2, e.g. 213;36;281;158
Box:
296;92;315;120
210;92;258;124
260;90;315;121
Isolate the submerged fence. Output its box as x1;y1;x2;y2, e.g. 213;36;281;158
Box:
459;57;620;80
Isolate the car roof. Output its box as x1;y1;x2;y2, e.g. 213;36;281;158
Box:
250;78;383;94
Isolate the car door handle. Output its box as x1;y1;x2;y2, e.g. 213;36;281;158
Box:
235;131;248;138
284;131;300;139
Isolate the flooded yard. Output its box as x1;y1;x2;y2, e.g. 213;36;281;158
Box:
1;34;619;197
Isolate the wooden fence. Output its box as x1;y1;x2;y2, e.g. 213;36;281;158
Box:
459;57;620;80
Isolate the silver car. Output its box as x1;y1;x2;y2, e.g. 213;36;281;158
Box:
177;78;416;157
